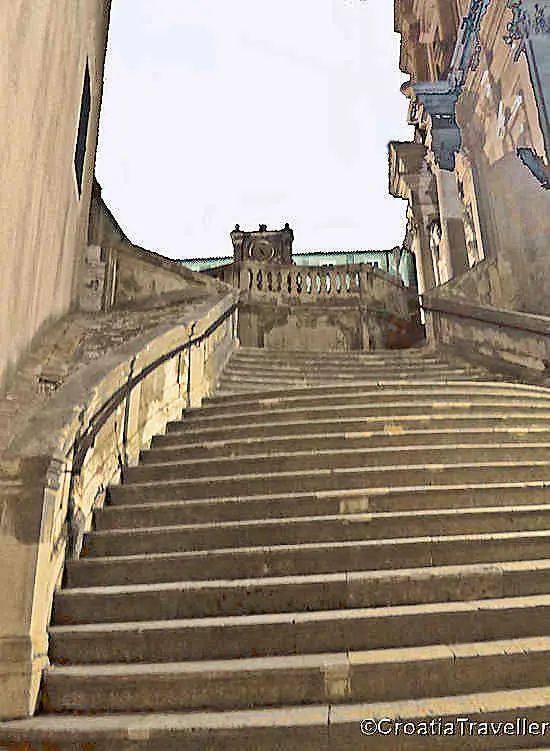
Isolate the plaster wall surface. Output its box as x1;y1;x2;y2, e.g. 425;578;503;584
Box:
1;0;110;393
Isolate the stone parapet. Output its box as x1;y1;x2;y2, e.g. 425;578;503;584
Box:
423;292;550;382
0;291;238;720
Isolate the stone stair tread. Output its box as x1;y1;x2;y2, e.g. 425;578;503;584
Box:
83;526;550;552
5;690;550;748
57;557;550;597
90;504;550;535
151;425;550;451
107;480;550;507
119;459;550;491
137;441;550;471
182;398;550;423
202;382;550;408
45;634;550;679
49;592;550;635
164;413;550;439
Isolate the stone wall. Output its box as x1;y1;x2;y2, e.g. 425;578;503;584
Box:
83;184;222;312
1;0;111;394
0;291;238;720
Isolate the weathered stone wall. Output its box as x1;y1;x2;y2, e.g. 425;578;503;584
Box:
83;184;225;313
0;291;238;720
1;0;111;394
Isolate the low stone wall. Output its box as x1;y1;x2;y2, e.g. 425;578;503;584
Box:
0;292;238;720
423;294;550;383
236;261;423;351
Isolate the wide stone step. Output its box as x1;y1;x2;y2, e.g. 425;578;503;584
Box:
146;427;550;463
88;503;550;544
157;413;550;445
97;483;550;529
169;402;550;432
217;369;483;390
229;349;441;366
202;380;550;409
52;558;550;624
218;364;479;382
78;530;550;580
110;461;550;502
127;444;550;484
195;388;550;421
220;356;447;370
4;688;550;749
41;636;550;714
49;594;550;665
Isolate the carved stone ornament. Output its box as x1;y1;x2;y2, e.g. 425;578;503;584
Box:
412;82;462;171
449;0;492;87
230;224;294;264
504;1;550;48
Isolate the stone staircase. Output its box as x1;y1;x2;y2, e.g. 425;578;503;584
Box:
5;347;550;748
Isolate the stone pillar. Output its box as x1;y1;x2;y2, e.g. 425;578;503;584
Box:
433;167;469;280
412;214;437;293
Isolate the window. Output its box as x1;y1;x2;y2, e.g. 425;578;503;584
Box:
74;60;91;197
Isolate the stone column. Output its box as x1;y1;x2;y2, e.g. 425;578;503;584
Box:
411;213;437;293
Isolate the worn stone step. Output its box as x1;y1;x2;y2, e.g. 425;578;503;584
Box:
229;349;441;367
127;444;550;484
0;686;550;751
79;530;550;579
89;503;550;544
111;461;550;503
196;387;550;420
52;558;550;624
220;356;447;370
177;400;550;431
217;370;483;390
218;365;478;383
157;413;550;445
98;483;550;529
147;427;550;463
49;594;550;665
234;345;437;359
3;688;550;749
41;636;550;714
202;380;550;410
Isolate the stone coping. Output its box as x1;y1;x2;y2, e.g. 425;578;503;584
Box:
422;295;550;336
0;290;237;465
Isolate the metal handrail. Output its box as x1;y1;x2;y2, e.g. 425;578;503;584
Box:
71;301;238;474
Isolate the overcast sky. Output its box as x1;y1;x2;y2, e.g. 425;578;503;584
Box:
95;1;413;259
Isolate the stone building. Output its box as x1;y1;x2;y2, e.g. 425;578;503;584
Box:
390;0;550;314
1;1;111;395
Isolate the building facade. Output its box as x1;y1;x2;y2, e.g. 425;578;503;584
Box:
1;1;112;394
390;0;550;314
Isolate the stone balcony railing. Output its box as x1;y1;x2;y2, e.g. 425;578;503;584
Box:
232;260;423;351
236;260;408;303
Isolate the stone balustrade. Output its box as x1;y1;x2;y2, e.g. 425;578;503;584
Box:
234;261;422;351
238;260;406;303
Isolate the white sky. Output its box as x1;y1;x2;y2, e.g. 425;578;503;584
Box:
96;1;413;259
